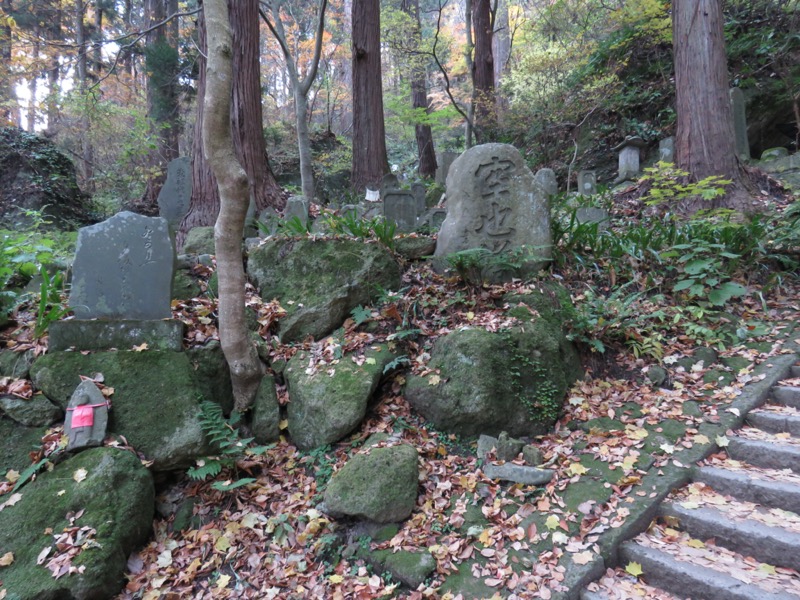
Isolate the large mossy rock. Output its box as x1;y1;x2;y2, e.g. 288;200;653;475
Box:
0;127;92;229
0;447;154;600
0;417;47;474
30;350;211;470
323;444;419;523
247;239;401;342
286;345;394;450
405;319;581;438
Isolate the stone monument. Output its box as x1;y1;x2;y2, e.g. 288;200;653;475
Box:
659;137;675;163
65;380;110;451
434;143;551;277
384;189;419;232
157;157;192;229
69;212;175;320
730;87;750;161
535;168;558;197
285;196;309;228
613;136;647;182
577;170;597;196
435;152;459;187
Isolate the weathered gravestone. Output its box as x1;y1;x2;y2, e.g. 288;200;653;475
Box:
576;207;610;232
434;143;551;276
435;151;459;187
285;195;309;228
69;212;175;320
157;157;192;228
535;168;558;197
381;173;400;196
659;137;675;163
577;170;597;195
411;182;427;213
730;87;750;161
384;190;419;232
613;136;647;182
65;380;109;451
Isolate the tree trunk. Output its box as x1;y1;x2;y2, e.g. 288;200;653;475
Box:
492;0;510;115
179;0;282;246
75;0;94;190
0;0;16;127
202;0;263;413
295;90;315;201
139;0;181;214
673;0;744;210
403;0;437;178
351;0;388;192
471;0;495;142
45;1;62;134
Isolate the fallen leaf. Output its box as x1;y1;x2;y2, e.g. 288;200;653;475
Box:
759;563;777;575
365;357;376;365
73;468;88;483
0;552;13;566
715;435;730;448
625;561;643;577
0;493;22;512
686;538;705;549
5;470;19;484
572;551;593;565
132;343;149;352
545;515;560;530
329;574;344;584
567;462;588;476
428;374;441;386
216;574;231;589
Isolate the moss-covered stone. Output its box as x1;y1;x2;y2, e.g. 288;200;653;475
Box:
172;268;203;300
324;444;419;523
370;549;436;589
393;236;436;261
182;226;215;255
30;350;211;470
247;238;401;342
0;447;154;600
251;375;280;444
405;324;582;437
0;394;62;427
186;342;233;414
286;345;395;450
0;417;47;474
0;349;35;379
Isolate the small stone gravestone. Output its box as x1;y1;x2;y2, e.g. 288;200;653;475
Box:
411;182;427;213
285;196;309;228
384;190;419;232
576;207;610;232
65;380;109;451
435;152;459;187
613;136;647;182
659;137;675;163
258;207;280;237
340;204;364;220
761;147;789;161
428;208;447;230
577;170;597;196
730;87;750;161
435;143;551;278
535;168;558;197
157;157;192;228
70;212;175;320
380;173;400;197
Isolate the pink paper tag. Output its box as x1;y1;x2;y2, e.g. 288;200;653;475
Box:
72;405;94;428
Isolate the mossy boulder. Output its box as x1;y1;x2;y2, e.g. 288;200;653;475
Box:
323;444;419;523
0;127;92;229
405;323;581;438
182;226;215;255
247;238;401;342
30;350;212;470
0;417;47;474
0;447;154;600
251;375;280;444
286;345;394;450
0;394;62;427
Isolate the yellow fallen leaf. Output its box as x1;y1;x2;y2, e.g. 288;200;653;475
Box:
279;419;289;430
715;435;730;447
216;574;231;590
0;552;13;566
687;538;705;549
428;374;441;386
759;563;777;575
214;536;231;552
625;561;643;577
0;493;22;512
73;468;88;483
5;470;19;484
466;311;475;321
0;588;6;599
572;550;593;565
693;434;710;444
545;515;560;531
132;343;148;352
365;357;376;365
567;462;588;476
478;528;494;546
329;574;344;584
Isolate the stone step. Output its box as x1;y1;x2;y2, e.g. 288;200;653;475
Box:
791;366;800;378
728;436;800;474
659;501;800;571
694;465;800;514
773;386;800;409
747;405;800;436
619;541;800;600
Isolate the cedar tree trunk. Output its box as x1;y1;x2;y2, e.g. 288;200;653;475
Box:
351;0;388;192
202;0;263;412
471;0;495;142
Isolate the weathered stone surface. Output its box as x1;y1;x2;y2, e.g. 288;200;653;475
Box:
393;236;436;260
251;375;280;444
0;394;62;427
435;144;551;278
0;417;46;473
575;207;610;231
173;267;203;300
578;170;597;195
436;151;459;187
760;153;800;192
182;226;215;255
384;190;419;232
31;350;211;470
483;463;553;485
69;212;175;320
0;349;35;379
65;380;109;451
48;319;185;352
0;447;154;600
730;88;750;161
186;342;234;414
286;195;309;227
370;549;436;589
762;147;789;161
157;156;192;228
535;168;558;197
659;137;675;163
324;444;419;523
405;324;581;438
0;127;92;230
286;345;394;450
247;238;401;342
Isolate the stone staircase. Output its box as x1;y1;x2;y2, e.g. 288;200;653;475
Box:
583;365;800;600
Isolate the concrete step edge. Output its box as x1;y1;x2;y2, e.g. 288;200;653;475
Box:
746;410;800;435
659;502;800;571
693;466;800;514
619;541;800;600
728;437;800;473
774;386;800;409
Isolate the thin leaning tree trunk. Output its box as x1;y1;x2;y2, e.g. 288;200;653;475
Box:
202;0;263;412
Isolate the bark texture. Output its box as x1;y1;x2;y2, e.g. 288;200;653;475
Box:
471;0;495;141
202;0;263;412
351;0;388;192
673;0;742;208
180;0;281;246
